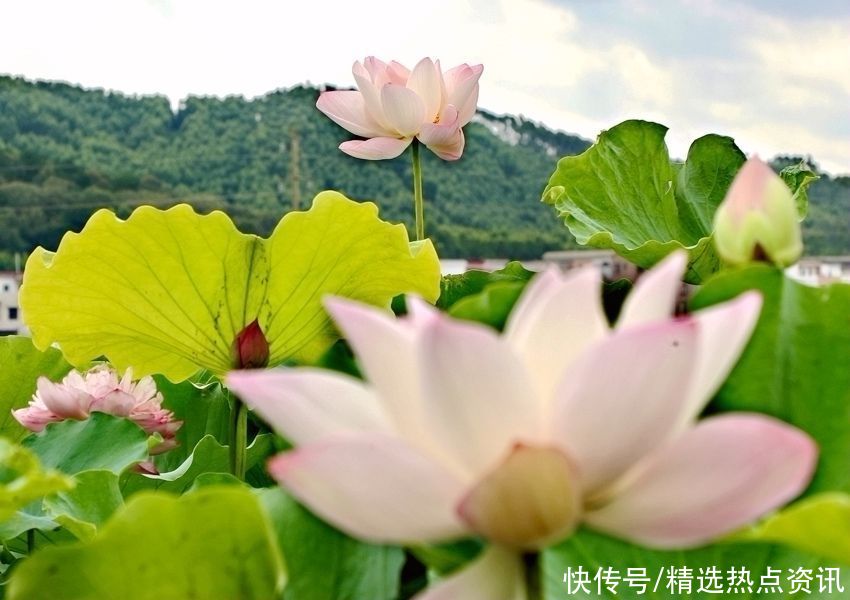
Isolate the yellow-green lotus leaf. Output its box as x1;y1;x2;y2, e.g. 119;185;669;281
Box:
7;486;283;600
21;191;440;381
0;438;72;522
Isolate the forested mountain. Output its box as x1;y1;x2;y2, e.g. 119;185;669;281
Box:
0;75;847;270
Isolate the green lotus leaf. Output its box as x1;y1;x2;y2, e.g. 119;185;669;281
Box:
20;191;441;382
437;261;534;310
120;433;272;497
152;377;231;473
732;493;850;567
691;265;850;494
7;486;283;600
0;510;59;541
257;487;404;600
780;160;819;219
22;413;149;476
43;470;123;541
542;120;746;283
0;438;72;523
449;281;528;330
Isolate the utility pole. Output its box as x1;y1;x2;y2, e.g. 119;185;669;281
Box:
289;128;302;211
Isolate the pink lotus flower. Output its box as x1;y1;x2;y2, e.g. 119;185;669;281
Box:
227;252;817;599
317;57;483;160
14;365;182;454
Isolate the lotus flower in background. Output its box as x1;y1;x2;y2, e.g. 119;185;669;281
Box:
713;156;803;268
317;56;482;160
14;365;181;454
227;252;817;599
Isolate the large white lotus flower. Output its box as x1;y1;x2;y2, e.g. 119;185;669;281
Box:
317;56;483;160
227;252;817;599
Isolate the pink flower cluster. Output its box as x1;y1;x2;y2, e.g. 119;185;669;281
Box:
13;365;181;454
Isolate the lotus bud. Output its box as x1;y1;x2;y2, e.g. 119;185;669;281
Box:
231;319;270;369
713;157;803;268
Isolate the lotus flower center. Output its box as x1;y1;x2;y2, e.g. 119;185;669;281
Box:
457;444;582;549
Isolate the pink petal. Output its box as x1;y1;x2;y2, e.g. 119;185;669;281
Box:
422;128;465;161
134;460;160;475
504;267;608;401
268;434;467;543
226;368;392;445
616;251;687;329
91;390;137;417
148;437;179;455
435;104;459;131
363;56;389;84
585;414;817;548
133;410;180;439
36;377;91;419
443;64;483;125
323;297;424;437
353;61;390;129
11;405;59;432
339;137;411;160
677;291;762;428
316;90;386;138
387;60;411;85
407;57;442;122
130;375;158;403
414;546;525;600
404;296;441;328
419;106;465;161
551;318;700;494
417;316;538;477
722;157;777;222
77;366;119;398
380;84;426;137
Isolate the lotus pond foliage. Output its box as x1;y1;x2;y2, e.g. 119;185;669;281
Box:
0;56;849;600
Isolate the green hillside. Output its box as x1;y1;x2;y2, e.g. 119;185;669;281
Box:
0;75;847;269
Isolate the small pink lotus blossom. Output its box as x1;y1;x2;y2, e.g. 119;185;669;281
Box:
317;56;483;161
227;252;817;599
14;365;181;454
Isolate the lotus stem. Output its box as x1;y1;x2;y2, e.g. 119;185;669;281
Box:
230;395;248;481
524;553;542;600
411;138;425;241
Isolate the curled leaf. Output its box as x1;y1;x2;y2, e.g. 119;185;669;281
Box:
542;120;745;283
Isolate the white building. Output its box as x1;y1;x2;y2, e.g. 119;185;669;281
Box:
0;272;24;335
786;256;850;286
542;250;638;281
440;250;637;279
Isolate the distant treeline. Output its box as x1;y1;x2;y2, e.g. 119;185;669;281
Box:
0;76;847;270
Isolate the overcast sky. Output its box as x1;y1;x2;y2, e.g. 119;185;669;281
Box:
2;0;848;174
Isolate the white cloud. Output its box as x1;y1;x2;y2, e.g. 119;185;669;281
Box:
749;21;850;97
0;0;847;173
